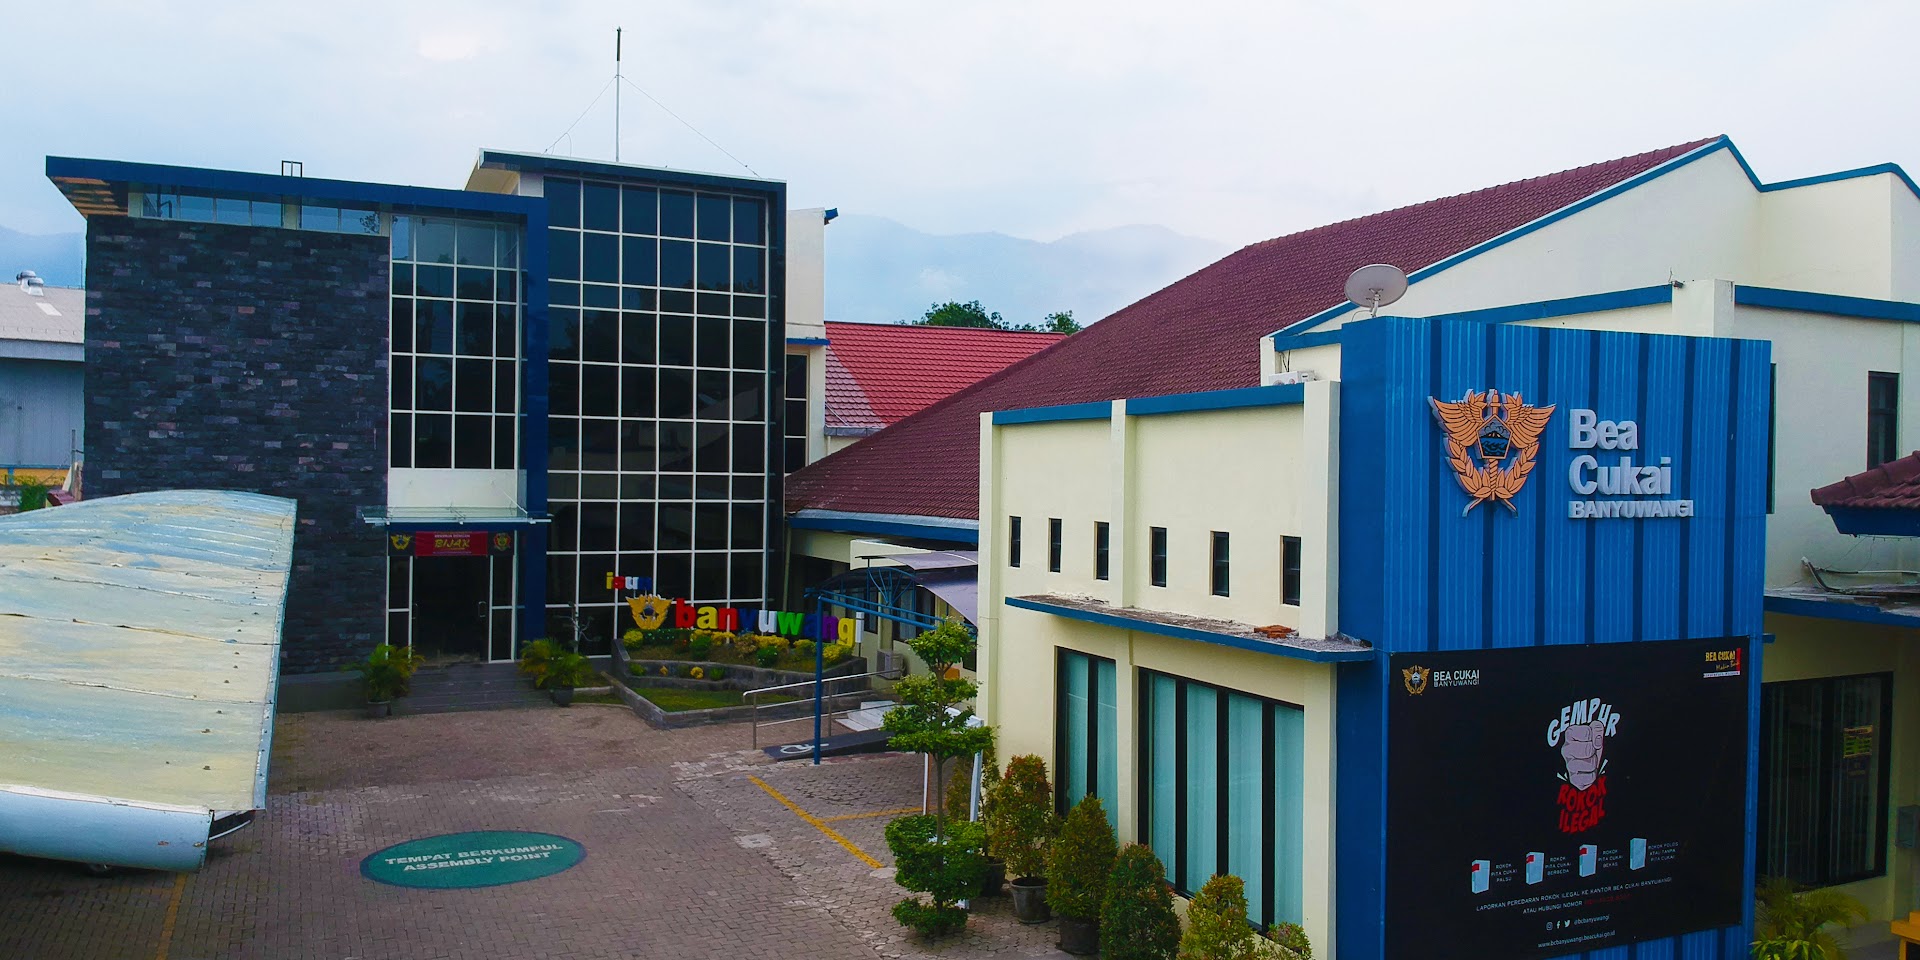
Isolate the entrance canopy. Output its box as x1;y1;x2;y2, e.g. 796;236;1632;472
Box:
0;490;295;870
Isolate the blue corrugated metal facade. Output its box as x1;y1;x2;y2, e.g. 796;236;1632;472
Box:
1335;316;1770;960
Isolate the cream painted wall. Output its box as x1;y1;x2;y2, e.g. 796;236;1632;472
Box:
993;419;1114;602
389;468;523;510
1128;406;1307;628
1893;186;1920;303
787;209;827;341
1756;176;1896;299
1763;614;1920;928
988;605;1337;954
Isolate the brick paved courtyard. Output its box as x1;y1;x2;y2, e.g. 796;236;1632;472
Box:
0;705;1070;960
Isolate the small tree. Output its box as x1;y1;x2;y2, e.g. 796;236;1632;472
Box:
986;755;1056;880
916;300;1004;329
1040;310;1081;334
882;616;995;935
944;744;998;822
1753;876;1868;960
1102;844;1180;960
1179;874;1257;960
1047;795;1118;920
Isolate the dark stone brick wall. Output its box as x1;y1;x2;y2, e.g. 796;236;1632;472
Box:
86;218;389;673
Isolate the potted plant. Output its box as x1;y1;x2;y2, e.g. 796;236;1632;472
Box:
882;616;996;937
1101;843;1180;960
1178;874;1256;960
988;755;1057;923
517;637;559;688
1264;923;1313;960
545;651;598;706
1047;795;1117;954
350;643;423;718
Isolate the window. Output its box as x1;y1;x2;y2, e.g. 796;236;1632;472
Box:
1282;537;1302;606
1767;364;1777;514
784;353;809;471
389;215;520;473
1056;649;1117;813
1868;372;1899;469
1048;518;1063;573
1210;531;1230;597
1141;670;1305;929
1150;526;1168;587
1094;522;1110;581
1009;516;1023;568
1759;673;1892;888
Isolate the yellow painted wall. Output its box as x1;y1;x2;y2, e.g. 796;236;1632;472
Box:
993;417;1114;601
990;602;1337;956
1763;613;1920;935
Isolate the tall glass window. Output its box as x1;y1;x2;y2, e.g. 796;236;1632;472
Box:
543;176;773;634
784;353;809;471
390;215;521;472
1095;521;1110;581
1868;372;1899;469
1141;669;1306;929
1056;648;1118;813
1759;673;1892;887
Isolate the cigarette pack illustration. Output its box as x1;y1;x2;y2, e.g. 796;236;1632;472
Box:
1629;838;1647;870
1578;844;1597;877
1470;859;1490;894
1525;851;1544;885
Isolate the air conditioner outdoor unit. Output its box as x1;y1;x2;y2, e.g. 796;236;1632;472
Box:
875;649;902;676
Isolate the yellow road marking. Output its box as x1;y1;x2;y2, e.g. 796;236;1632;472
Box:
154;871;187;960
748;775;884;869
819;806;922;823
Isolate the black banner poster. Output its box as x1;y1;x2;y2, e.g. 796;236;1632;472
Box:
1385;639;1749;960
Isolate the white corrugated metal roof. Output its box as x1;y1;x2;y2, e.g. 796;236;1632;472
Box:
0;281;85;344
0;491;294;816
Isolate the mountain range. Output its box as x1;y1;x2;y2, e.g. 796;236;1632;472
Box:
0;215;1230;326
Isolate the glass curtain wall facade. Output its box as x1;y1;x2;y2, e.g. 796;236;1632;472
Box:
543;176;778;641
386;215;524;660
1140;669;1306;930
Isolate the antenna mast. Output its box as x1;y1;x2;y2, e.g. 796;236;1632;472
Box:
613;27;623;163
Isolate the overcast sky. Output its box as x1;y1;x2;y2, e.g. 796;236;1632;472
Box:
5;0;1918;247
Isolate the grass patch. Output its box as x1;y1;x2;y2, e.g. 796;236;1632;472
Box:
570;691;628;705
629;684;799;712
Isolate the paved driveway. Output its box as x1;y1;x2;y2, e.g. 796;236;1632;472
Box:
0;706;1065;960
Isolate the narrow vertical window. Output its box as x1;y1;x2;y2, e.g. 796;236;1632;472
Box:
1210;531;1230;597
1150;526;1168;588
1767;363;1777;514
1094;521;1110;581
1868;372;1899;469
1048;518;1063;572
1009;516;1023;568
1282;536;1302;606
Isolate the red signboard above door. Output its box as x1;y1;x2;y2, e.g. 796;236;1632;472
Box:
387;531;515;557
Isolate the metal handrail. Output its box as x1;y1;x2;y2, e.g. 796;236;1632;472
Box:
747;669;900;748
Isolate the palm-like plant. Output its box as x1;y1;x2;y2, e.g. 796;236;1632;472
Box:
1753;876;1869;960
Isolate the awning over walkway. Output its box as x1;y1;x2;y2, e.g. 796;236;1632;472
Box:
916;568;979;623
0;490;296;871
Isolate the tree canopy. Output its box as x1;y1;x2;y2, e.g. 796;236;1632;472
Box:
911;301;1081;334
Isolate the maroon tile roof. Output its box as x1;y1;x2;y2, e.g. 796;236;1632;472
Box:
787;137;1721;521
1811;453;1920;510
823;322;1066;429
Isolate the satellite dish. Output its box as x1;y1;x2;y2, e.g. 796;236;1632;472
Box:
1344;263;1408;318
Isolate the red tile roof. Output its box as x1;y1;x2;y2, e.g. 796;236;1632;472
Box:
787;137;1721;521
1811;453;1920;510
823;322;1066;430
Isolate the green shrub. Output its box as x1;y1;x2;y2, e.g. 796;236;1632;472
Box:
1265;922;1312;960
795;638;816;659
350;643;425;701
754;644;781;668
885;814;987;936
621;628;645;649
688;633;714;659
1753;877;1867;960
1101;844;1180;960
943;746;997;822
825;640;851;664
517;638;559;686
1178;874;1256;960
8;477;50;512
985;755;1055;879
545;652;597;688
708;666;728;681
1046;795;1117;920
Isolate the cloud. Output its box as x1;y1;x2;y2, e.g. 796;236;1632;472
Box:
417;32;487;62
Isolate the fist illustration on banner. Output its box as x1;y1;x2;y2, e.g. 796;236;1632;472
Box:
1560;720;1606;790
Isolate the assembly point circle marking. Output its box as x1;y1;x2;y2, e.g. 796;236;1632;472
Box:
359;830;585;889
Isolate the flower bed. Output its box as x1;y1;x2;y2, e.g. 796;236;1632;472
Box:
609;640;872;728
620;626;855;673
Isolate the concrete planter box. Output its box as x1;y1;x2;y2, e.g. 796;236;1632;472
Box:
609;646;874;729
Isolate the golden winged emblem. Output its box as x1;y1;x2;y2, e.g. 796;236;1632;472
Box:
627;594;671;631
389;533;413;552
1402;665;1430;696
1429;390;1556;515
